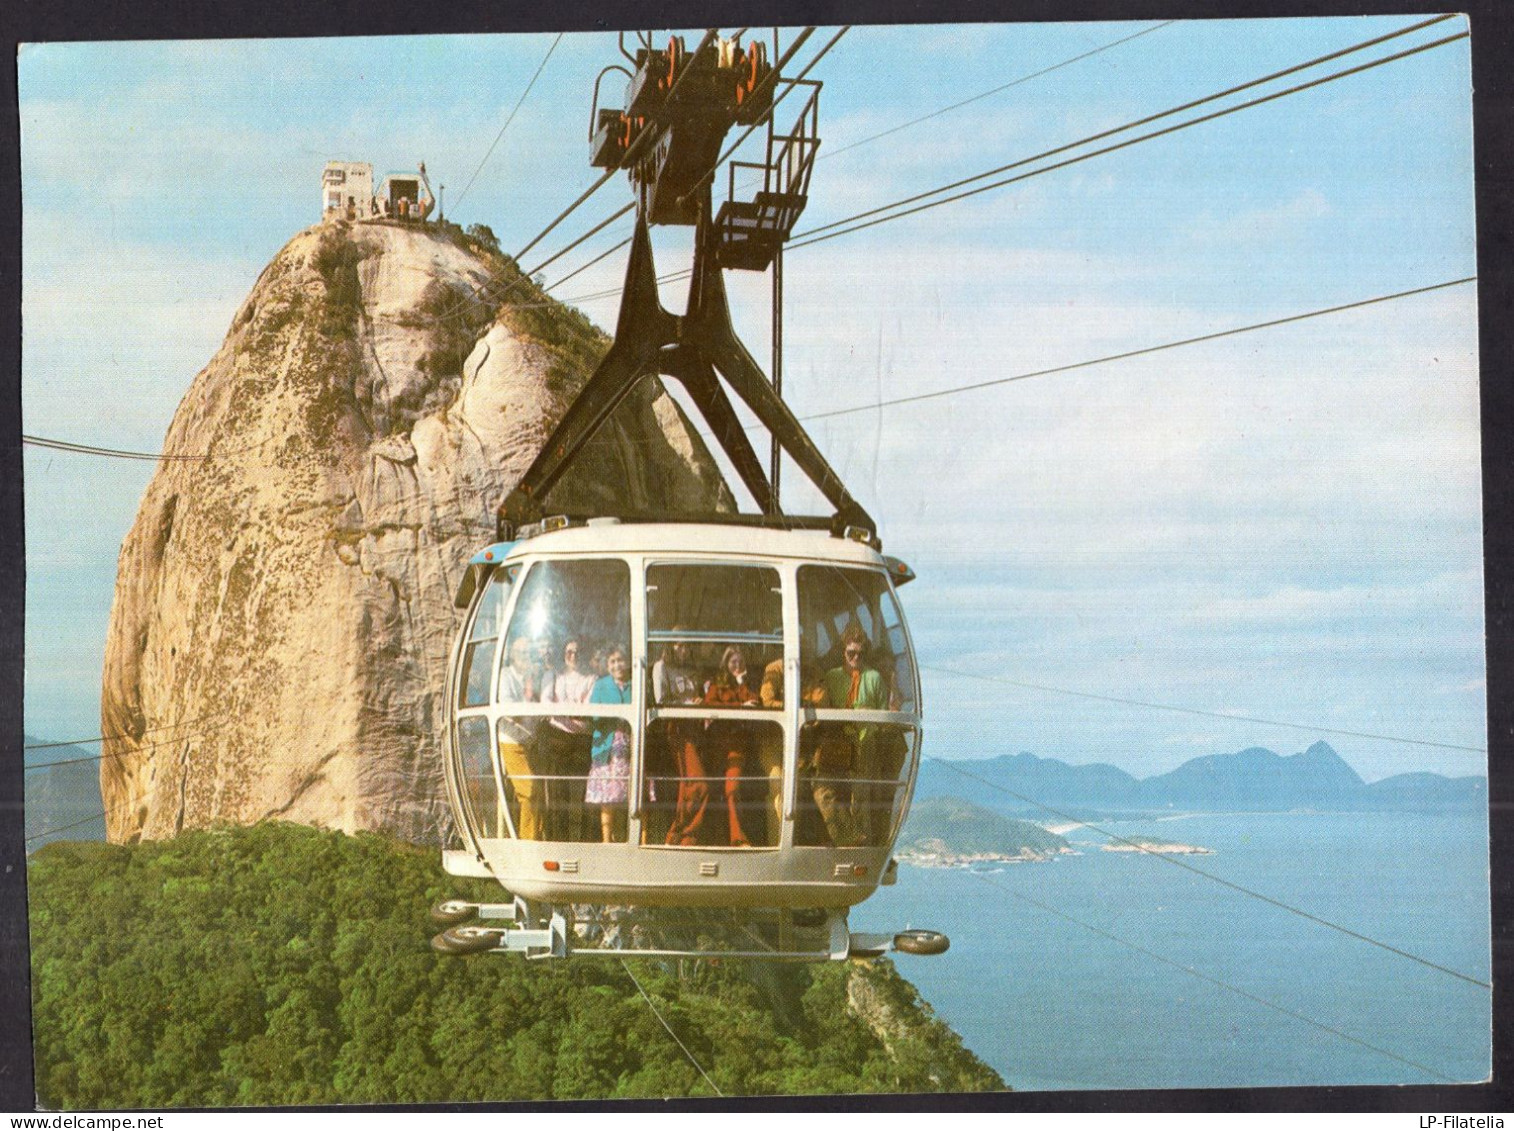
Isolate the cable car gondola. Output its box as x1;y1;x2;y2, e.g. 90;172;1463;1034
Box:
432;32;947;962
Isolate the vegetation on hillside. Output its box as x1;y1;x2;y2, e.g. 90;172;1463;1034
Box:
29;823;1003;1107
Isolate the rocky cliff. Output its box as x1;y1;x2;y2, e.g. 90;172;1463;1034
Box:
100;220;731;844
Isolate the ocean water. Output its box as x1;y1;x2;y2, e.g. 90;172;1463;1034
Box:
856;810;1491;1092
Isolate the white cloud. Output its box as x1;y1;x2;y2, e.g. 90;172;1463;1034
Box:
1191;572;1482;625
23;218;259;441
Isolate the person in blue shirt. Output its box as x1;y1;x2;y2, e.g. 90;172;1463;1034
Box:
587;646;633;843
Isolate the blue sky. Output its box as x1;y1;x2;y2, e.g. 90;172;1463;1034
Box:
20;18;1483;781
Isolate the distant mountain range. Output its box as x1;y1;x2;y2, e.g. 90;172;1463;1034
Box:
914;741;1486;816
24;735;106;849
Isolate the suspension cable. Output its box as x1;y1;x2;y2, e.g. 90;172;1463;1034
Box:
792;14;1459;244
921;664;1486;754
789;27;1468;251
931;757;1490;990
798;277;1476;421
452;33;564;211
968;870;1462;1083
821;21;1177;163
619;958;724;1097
24;714;222;751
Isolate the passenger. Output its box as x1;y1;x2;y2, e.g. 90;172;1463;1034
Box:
800;679;865;848
539;638;596;842
704;645;759;846
587;646;634;843
588;645;609;678
533;637;553;676
655;635;709;846
822;626;887;844
755;659;786;846
497;636;545;840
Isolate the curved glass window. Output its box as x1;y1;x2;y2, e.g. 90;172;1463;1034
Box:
458;565;514;708
795;722;917;848
493;559;633;842
797;565;917;714
646;563;783;706
644;563;785;850
499;559;632;707
456;715;507;838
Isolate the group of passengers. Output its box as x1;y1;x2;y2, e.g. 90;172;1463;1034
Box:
496;635;633;845
496;626;903;849
363;195;428;221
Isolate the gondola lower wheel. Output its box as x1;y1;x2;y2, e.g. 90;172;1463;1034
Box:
893;929;949;956
432;925;504;955
430;898;477;927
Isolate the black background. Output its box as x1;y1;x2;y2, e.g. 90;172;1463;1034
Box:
0;0;1507;1115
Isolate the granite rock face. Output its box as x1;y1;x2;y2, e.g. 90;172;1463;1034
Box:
100;221;731;844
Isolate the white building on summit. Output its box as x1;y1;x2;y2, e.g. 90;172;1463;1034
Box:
321;161;373;220
322;160;435;222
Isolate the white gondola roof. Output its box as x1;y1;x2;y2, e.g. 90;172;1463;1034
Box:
499;520;888;566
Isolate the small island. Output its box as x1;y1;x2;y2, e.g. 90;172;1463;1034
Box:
1101;835;1213;856
896;797;1073;868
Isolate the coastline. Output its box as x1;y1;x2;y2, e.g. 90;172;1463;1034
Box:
896;845;1078;869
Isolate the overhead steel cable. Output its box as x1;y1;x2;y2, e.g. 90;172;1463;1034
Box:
789;26;1469;252
25;750;169;844
423;199;635;328
820;20;1176;163
619;959;724;1096
921;663;1487;754
26;723;233;771
24;433;205;462
544;234;633;292
968;870;1462;1084
931;757;1491;990
29;276;1473;467
23;715;221;751
452;32;565;211
25;808;111;844
522;202;635;280
791;13;1459;245
798;276;1477;421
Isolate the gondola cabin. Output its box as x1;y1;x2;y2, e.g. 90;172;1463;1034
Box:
441;519;921;911
429;31;949;961
378;170;433;220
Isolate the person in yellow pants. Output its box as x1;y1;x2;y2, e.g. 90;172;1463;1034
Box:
498;636;544;839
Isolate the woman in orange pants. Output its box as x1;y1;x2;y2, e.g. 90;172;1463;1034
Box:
703;645;760;846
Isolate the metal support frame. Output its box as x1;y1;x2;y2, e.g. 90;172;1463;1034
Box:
498;189;874;537
440;895;931;961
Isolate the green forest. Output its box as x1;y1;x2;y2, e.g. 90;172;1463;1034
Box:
27;822;1003;1107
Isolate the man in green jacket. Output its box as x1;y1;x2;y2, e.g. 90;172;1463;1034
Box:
822;626;888;844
